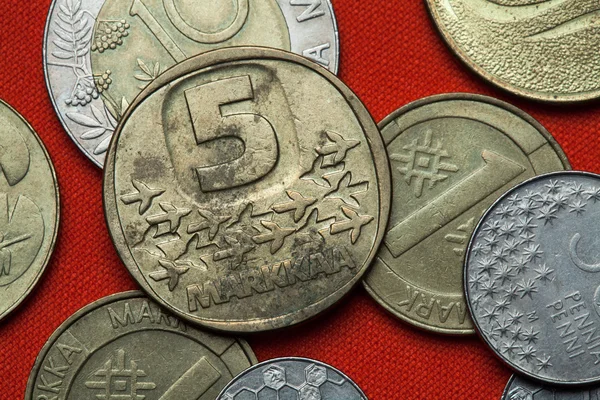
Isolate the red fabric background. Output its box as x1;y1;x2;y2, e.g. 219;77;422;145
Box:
1;1;598;398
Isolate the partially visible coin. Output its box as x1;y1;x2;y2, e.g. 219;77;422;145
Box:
426;0;600;102
216;357;368;400
43;0;339;167
466;172;600;385
104;47;390;332
502;374;600;399
364;94;569;335
25;291;257;399
0;100;59;322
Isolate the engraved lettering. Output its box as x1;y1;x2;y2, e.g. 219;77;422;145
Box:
290;0;326;22
56;343;82;365
303;43;331;67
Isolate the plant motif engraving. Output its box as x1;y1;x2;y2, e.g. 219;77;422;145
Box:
134;58;162;89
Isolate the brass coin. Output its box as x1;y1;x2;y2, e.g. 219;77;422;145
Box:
104;47;391;332
25;291;257;399
0;100;59;322
364;94;569;335
426;0;600;103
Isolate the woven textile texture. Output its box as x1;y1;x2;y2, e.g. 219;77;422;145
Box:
1;0;598;399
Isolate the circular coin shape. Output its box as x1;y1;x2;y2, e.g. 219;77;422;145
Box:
426;0;600;102
502;374;600;399
0;100;59;322
216;357;367;399
466;172;600;385
43;0;339;167
25;291;257;399
104;47;391;333
364;94;569;335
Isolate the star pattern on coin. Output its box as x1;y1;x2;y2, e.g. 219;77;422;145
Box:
536;355;553;371
522;244;543;262
491;248;509;264
534;264;554;283
517;278;538;299
511;256;528;275
471;242;487;256
503;238;520;256
536;206;557;225
503;284;520;301
517;200;537;217
481;280;498;299
478;256;497;277
494;265;515;285
586;187;600;203
482;306;499;323
519;232;536;246
494;297;511;314
569;199;587;216
552;193;569;210
521;327;540;345
544;180;561;194
501;340;520;357
515;216;537;235
507;310;523;326
495;204;513;219
567;183;585;198
518;345;537;363
483;220;502;235
494;320;512;338
469;272;486;290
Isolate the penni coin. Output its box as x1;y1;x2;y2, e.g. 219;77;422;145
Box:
216;357;368;400
104;47;391;333
25;291;257;400
466;172;600;385
0;100;59;323
426;0;600;103
502;374;600;399
43;0;339;167
363;94;569;335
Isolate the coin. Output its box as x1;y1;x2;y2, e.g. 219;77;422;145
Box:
104;47;391;332
43;0;339;167
0;100;59;322
502;374;600;399
426;0;600;102
216;357;368;399
363;94;569;335
466;172;600;385
25;291;257;399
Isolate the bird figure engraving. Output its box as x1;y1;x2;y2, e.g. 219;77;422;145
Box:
121;179;165;214
272;191;317;222
149;259;190;291
330;207;374;244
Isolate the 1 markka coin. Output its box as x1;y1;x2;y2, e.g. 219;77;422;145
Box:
25;291;257;399
364;94;569;335
502;374;600;399
0;100;59;322
43;0;339;167
426;0;600;102
466;172;600;385
216;357;368;400
104;47;391;332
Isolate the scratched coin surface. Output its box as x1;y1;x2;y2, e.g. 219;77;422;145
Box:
427;0;600;102
363;94;569;335
104;47;390;332
0;100;59;322
216;357;368;399
25;291;257;399
502;374;600;399
466;172;600;385
43;0;339;167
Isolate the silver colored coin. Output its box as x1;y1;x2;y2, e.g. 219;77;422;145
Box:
502;374;600;400
466;172;600;385
25;291;258;399
216;357;368;400
426;0;600;103
43;0;339;167
0;100;59;322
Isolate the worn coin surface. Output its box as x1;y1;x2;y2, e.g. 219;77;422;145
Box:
25;291;257;399
43;0;339;167
466;172;600;385
363;94;569;335
216;357;368;399
502;374;600;399
104;47;390;332
0;100;59;323
426;0;600;102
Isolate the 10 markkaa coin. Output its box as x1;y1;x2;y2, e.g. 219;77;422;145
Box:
216;357;367;400
104;47;391;332
43;0;339;167
25;291;257;399
426;0;600;102
0;100;59;323
466;172;600;385
364;94;569;335
502;374;600;400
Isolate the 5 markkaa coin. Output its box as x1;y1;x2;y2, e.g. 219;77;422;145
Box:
466;172;600;385
364;94;569;335
104;47;391;332
25;291;257;399
502;374;600;399
43;0;339;167
0;100;59;323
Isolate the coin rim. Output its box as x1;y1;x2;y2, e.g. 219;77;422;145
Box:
0;99;60;323
215;356;368;399
23;290;258;398
363;92;570;335
465;171;600;386
103;46;392;333
42;0;341;168
424;0;600;104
